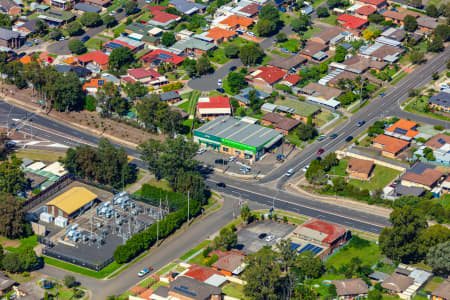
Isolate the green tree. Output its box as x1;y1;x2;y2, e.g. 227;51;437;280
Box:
368;13;384;24
138;138;165;179
379;206;428;263
259;5;280;22
327;0;345;8
161;31;176;47
256;19;276;36
84;95;96;111
66;22;83;36
2;252;21;273
434;24;450;41
243;248;281;300
17;246;40;271
51;71;85;111
419;224;450;256
426;241;450;276
276;32;287;42
213;227;237;250
321;152;338;172
49;29;63;40
80;12;102;27
68;40;87;55
124;81;147;101
426;4;440;17
316;6;329;18
64;275;76;288
409;50;425;64
291;15;311;32
276;239;297;272
409;0;422;8
428;36;444;52
404;15;418;32
125;1;138;15
240;205;251;223
423;147;436;161
239;44;264;65
35;20;48;36
0;159;27;194
296;251;324;278
103;15;117;28
224;44;240;58
196;56;213;75
295;123;318;141
226;72;246;93
108;47;135;73
334;45;347;62
368;289;383;300
0;13;11;29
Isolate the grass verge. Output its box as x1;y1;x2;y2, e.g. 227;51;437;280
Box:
179;240;211;261
43;256;122;279
15;149;65;162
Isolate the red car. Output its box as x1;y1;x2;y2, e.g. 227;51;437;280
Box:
317;148;324;155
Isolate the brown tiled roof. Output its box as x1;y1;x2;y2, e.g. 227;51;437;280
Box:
261;113;301;132
328;71;382;86
341;55;387;72
332;278;369;296
382;10;420;21
347;158;374;175
402;168;443;187
312;27;342;44
267;54;307;70
381;273;414;293
300;40;328;57
373;134;409;154
370;44;404;59
425;133;450;150
211;253;244;273
417;15;439;29
303;82;343;100
432;281;450;299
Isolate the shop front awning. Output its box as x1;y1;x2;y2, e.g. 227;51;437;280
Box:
264;135;282;150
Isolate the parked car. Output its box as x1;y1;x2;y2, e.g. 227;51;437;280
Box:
379;92;385;97
265;235;275;242
345;136;353;142
302;164;309;172
81;35;90;43
330;133;338;139
217;79;222;86
216;182;226;188
109;10;117;16
215;159;228;165
229;156;236;162
216;88;225;93
138;267;152;277
317;148;324;155
247;32;255;37
229;66;237;71
317;135;326;141
285;169;295;177
196;148;206;154
145;0;152;3
258;233;267;239
356;120;366;127
117;8;123;13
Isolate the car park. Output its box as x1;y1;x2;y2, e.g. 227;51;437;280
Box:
356;120;365;127
345;136;353;142
317;148;324;155
285;169;295;177
216;182;226;188
317;135;326;141
330;133;338;139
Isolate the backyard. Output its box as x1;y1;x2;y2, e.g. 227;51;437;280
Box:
274;98;320;119
405;96;450;122
349;165;401;191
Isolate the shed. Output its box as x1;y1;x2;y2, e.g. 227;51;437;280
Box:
46;187;97;219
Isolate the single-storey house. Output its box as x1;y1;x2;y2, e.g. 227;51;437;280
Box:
337;14;368;32
401;167;443;190
332;278;369;300
170;37;216;56
0;0;21;16
346;157;374;180
310;27;343;45
0;28;24;48
168;0;206;15
219;14;254;31
0;273;16;296
234;87;270;106
76;51;109;71
160;91;181;104
206;27;237;44
428;91;450;112
267;54;307;71
73;3;101;13
250;66;287;90
372;134;410;158
196;96;231;120
299;40;328;60
432;280;450;300
384;119;418;141
141;49;185;67
353;0;387;10
381;273;414;294
261;113;301;135
299;82;343;101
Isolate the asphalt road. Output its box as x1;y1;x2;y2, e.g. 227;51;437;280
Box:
187;25;294;92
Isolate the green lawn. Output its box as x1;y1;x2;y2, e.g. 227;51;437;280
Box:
281;39;300;52
286;132;302;146
177;91;200;115
314;110;335;127
274;98;320;118
179;240;211;260
209;48;229;65
262;54;272;65
312;0;326;7
43;256;123;279
349;165;401;191
268;49;290;58
320;15;338;25
223;283;246;299
4;235;38;253
222;37;251;48
85;38;103;50
376;262;396;274
303;27;322;39
405;96;450;122
325;236;383;269
310;273;346;298
155;263;177;276
391;71;408;85
424;276;444;292
113;23;126;37
329;159;348;176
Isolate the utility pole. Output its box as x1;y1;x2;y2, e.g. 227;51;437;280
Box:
187;191;190;225
157;197;160;245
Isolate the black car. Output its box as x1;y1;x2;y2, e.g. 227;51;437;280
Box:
258;233;267;239
330;133;338;139
117;7;123;13
356;120;366;127
216;182;226;188
316;156;322;161
345;136;353;142
216;88;225;93
81;35;90;43
229;66;237;71
215;159;228;165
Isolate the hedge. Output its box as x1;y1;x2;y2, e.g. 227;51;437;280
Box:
135;184;188;211
113;200;201;264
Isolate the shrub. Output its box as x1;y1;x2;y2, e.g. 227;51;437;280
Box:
202;246;213;258
84;95;96;111
434;125;444;131
205;254;219;267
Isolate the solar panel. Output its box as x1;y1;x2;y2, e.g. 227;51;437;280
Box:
438;138;446;145
393;127;408;135
98;80;105;86
290;243;300;250
158;53;173;60
298;243;322;255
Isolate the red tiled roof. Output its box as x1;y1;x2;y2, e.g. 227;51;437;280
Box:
197;96;230;109
184;265;222;282
128;68;161;79
239;3;260;15
355;5;377;16
373;134;409;154
122;76;136;83
359;0;386;6
141;49;185;65
148;5;166;11
301;219;347;244
337;14;368;29
402;168;443;187
385;119;419;138
212;253;244;273
255;66;287;85
77;50;109;65
283;74;301;85
148;6;180;24
105;39;137;51
206;27;236;40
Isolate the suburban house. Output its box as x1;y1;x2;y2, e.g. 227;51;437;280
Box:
381;10;420;26
384;119;419;141
359;42;404;63
250;66;287;89
0;28;24;48
381;273;414;294
310;27;343;45
104;37;145;53
329;55;386;74
416;16;439;33
160;91;181;104
196;96;231;120
354;5;377;19
336;14;368;32
211;250;246;276
237;3;260;18
428;91;450;112
15;19;40;35
332;278;369;300
125;22;162;46
0;0;21;16
83;0;112;8
122;68;168;87
38;9;76;26
206;27;237;44
327;70;382;87
76;51;109;71
401;166;443;190
299;40;328;61
141;49;185;67
267;54;307;72
261;113;301;135
432;280;450;300
299;82;343;101
83;78;107;95
280;74;301;87
170;37;216;56
168;0;206;15
73;3;102;13
380;27;406;42
0;273;16;296
168;276;222;300
352;0;387;10
372;134;410;158
147;6;181;28
346;158;375;180
234;87;270;106
219;15;254;30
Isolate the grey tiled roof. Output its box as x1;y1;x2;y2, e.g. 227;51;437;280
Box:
0;27;20;40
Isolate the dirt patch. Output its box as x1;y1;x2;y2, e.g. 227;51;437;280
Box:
1;83;164;148
0;237;20;248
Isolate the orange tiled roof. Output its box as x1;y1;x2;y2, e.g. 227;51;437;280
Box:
64;57;76;64
220;15;254;27
385;119;419;138
19;56;33;64
206;27;236;40
373;134;409;154
83;78;107;90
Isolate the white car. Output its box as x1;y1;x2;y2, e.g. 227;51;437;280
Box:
217;79;222;86
196;148;207;154
228;156;236;162
109;11;117;16
247;32;255;37
302;165;309;172
285;169;295;177
265;235;275;242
